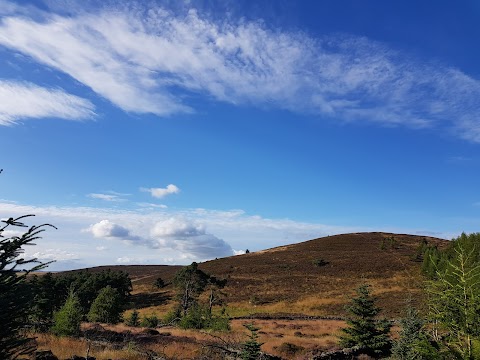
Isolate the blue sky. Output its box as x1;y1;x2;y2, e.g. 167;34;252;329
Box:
1;0;480;270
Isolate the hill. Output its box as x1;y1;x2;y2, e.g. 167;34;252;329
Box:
71;232;448;318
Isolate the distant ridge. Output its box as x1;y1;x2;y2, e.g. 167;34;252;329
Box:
63;232;448;318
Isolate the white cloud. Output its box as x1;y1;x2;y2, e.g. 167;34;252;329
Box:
136;202;168;209
90;219;133;239
150;218;233;259
88;193;124;202
0;80;95;125
0;201;458;270
0;3;480;139
141;184;180;198
30;248;78;261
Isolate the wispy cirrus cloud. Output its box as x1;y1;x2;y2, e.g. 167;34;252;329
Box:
0;2;480;139
0;80;95;125
87;191;129;202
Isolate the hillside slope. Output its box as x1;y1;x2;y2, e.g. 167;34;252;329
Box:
76;232;448;318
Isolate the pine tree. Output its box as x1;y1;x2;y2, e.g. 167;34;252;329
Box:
51;291;83;337
339;284;392;357
0;215;54;359
391;307;439;359
87;285;123;324
240;323;263;360
125;309;140;327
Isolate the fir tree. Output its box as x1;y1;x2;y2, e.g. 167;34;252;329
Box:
0;215;54;359
125;309;140;327
240;323;263;360
51;291;83;337
87;285;123;324
339;284;392;357
391;307;439;360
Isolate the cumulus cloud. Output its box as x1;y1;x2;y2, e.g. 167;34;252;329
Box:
150;218;233;259
0;3;479;139
141;184;180;198
0;80;95;125
90;219;134;239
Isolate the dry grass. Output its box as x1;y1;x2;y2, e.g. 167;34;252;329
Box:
47;232;448;358
35;318;346;359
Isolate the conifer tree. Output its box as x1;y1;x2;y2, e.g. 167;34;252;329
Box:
0;215;54;359
240;323;263;360
339;284;391;357
51;291;83;337
391;307;439;360
125;309;140;327
427;244;480;359
87;285;123;324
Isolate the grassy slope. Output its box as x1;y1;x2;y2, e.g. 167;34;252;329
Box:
75;232;447;318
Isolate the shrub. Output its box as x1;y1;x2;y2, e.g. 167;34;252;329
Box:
87;285;123;324
312;258;329;267
154;277;165;289
125;309;140;327
277;342;304;357
51;291;83;337
178;304;230;331
141;314;159;328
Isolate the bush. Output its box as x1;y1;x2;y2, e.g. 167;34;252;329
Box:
277;342;305;357
87;285;123;324
163;308;181;325
312;258;329;267
125;309;140;327
141;314;159;328
51;291;83;337
178;304;230;331
154;277;165;289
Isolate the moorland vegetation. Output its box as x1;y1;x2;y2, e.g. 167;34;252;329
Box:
4;214;480;359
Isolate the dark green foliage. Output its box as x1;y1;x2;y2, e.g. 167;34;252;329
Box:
29;272;57;332
339;284;392;357
240;323;263;360
87;285;123;324
421;245;445;279
391;307;440;360
173;262;211;316
245;249;250;254
30;268;132;316
412;238;429;262
312;258;329;267
154;277;165;289
380;236;398;250
125;309;140;327
178;303;230;331
141;314;160;328
0;215;54;359
51;291;83;337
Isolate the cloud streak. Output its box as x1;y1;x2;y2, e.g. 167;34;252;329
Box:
0;3;479;139
0;80;95;125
